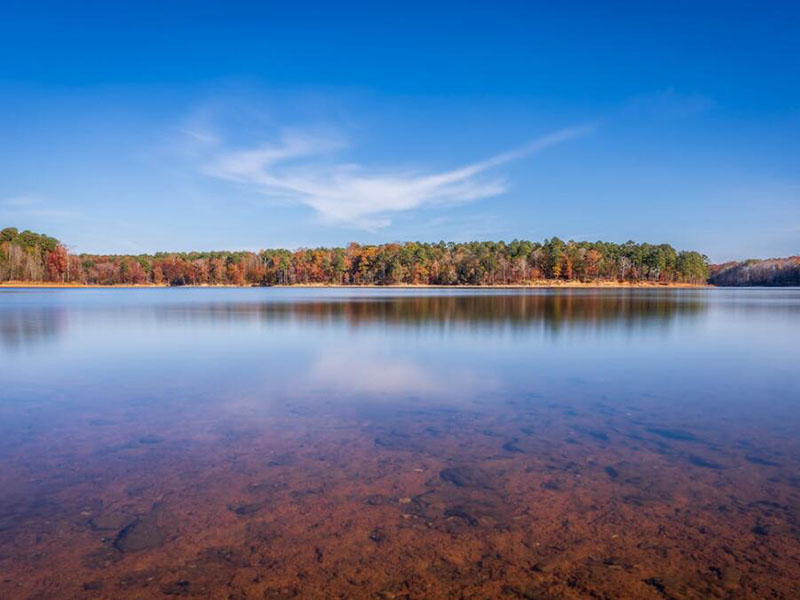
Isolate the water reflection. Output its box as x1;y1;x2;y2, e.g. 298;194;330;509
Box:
160;291;709;332
0;306;67;351
0;289;711;351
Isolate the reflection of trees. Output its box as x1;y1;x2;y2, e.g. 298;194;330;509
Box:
8;290;800;346
0;308;67;351
149;290;709;333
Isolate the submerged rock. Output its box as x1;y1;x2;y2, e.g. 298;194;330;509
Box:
82;581;103;591
369;527;387;544
230;503;263;516
196;546;249;568
82;545;122;569
374;432;419;451
688;455;724;470
364;494;391;506
501;439;524;453
584;429;609;442
114;517;165;553
647;427;697;441
744;455;781;467
439;466;493;489
138;435;164;445
443;507;479;526
162;580;193;596
267;453;295;467
0;514;18;532
89;512;134;531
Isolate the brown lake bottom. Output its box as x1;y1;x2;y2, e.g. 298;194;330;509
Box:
2;400;799;599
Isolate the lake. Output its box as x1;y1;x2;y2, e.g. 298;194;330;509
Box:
1;287;799;599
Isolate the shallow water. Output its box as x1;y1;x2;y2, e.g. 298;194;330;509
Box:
1;287;799;599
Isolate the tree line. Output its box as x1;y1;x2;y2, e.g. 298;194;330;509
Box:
709;257;800;286
1;227;710;286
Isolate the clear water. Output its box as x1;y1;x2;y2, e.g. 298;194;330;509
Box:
1;288;799;598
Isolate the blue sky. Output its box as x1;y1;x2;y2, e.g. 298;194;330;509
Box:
0;1;798;261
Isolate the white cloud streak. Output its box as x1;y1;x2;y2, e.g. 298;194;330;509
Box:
199;124;593;229
2;195;38;208
1;196;77;219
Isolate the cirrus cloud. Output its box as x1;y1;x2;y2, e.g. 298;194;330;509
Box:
197;124;594;230
1;195;77;219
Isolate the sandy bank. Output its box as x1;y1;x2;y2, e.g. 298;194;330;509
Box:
1;280;711;289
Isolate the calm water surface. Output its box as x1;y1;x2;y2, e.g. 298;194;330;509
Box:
1;288;799;599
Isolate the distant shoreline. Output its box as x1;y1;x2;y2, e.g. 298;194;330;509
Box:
0;280;711;289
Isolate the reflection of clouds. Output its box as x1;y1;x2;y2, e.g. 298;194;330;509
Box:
301;348;498;401
307;352;445;396
213;348;499;419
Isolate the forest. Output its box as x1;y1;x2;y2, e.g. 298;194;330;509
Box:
709;257;800;286
1;226;711;286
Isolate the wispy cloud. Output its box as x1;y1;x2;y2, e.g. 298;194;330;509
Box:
1;196;77;219
2;195;38;208
197;124;594;230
